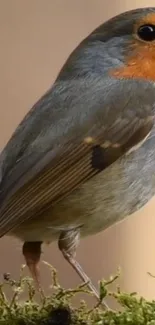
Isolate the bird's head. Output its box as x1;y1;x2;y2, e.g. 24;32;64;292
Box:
58;7;155;82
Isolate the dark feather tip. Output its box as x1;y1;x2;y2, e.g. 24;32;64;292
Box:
91;145;107;170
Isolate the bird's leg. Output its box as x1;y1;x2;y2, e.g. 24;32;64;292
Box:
58;229;109;309
22;241;42;290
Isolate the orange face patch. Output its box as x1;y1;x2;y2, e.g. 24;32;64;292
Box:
111;13;155;81
111;46;155;81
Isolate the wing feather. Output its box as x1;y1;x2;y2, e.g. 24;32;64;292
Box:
0;78;153;237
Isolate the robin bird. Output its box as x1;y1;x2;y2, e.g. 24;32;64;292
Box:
1;7;155;307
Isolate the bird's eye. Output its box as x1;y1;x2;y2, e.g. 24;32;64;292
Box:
137;24;155;41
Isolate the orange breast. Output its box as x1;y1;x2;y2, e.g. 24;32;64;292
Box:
111;44;155;81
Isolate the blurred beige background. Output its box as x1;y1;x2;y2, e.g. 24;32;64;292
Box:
0;0;155;305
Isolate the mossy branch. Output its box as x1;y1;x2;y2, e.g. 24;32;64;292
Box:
0;263;155;325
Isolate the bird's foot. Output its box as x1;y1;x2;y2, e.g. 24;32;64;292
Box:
61;250;110;310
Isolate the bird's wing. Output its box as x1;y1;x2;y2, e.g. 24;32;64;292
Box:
0;78;153;236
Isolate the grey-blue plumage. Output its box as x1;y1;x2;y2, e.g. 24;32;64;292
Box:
0;7;155;307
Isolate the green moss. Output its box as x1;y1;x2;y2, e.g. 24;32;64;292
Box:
0;263;155;325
